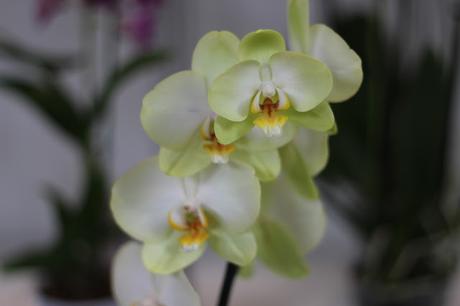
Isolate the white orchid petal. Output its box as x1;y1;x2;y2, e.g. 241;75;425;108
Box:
197;164;260;234
209;61;261;122
141;71;209;150
113;242;201;306
112;242;156;306
192;31;240;85
263;175;326;254
111;157;183;242
156;271;202;306
293;129;329;177
270;52;333;112
309;24;363;102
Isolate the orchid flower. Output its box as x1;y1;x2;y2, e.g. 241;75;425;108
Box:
111;156;260;274
141;31;287;181
252;173;326;278
112;241;201;306
278;128;330;199
275;0;362;197
288;0;363;103
241;129;327;278
208;29;335;144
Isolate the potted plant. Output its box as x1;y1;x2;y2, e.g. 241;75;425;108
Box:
0;0;166;304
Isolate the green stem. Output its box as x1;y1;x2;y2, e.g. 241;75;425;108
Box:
217;263;239;306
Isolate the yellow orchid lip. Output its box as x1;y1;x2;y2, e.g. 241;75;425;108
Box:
200;118;235;164
168;207;209;252
252;97;290;137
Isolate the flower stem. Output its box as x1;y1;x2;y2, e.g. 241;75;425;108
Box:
217;263;239;306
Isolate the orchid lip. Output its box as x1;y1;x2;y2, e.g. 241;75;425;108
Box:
168;206;209;252
251;89;290;137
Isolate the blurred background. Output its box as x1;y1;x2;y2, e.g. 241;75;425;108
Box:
1;0;460;305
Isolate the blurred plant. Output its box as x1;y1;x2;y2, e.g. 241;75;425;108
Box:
321;2;460;304
0;1;166;300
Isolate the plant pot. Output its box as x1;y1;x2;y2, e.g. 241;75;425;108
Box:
39;295;116;306
356;280;447;306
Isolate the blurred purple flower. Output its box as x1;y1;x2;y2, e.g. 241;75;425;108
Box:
122;0;163;49
37;0;64;23
36;0;164;49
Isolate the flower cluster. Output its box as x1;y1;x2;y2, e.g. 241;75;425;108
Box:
110;0;362;305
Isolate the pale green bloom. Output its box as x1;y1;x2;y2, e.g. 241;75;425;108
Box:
209;29;334;142
279;128;330;199
244;130;329;278
252;174;326;278
141;31;285;181
111;157;259;274
281;0;362;196
288;0;363;102
112;241;201;306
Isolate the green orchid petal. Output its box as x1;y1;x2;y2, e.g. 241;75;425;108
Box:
231;149;281;182
293;129;329;177
209;229;257;266
287;0;310;52
192;31;240;85
214;116;254;145
236;123;296;152
270;51;333;112
209;61;260;122
239;30;286;63
111;157;181;242
238;263;254;278
309;24;363;102
328;122;338;135
254;217;309;278
112;242;201;306
141;71;208;150
159;132;211;177
198;163;260;234
279;143;319;199
286;101;335;132
142;234;205;275
262;176;326;254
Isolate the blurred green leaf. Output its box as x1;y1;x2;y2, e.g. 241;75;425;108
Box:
0;36;77;72
0;77;87;143
44;187;75;235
